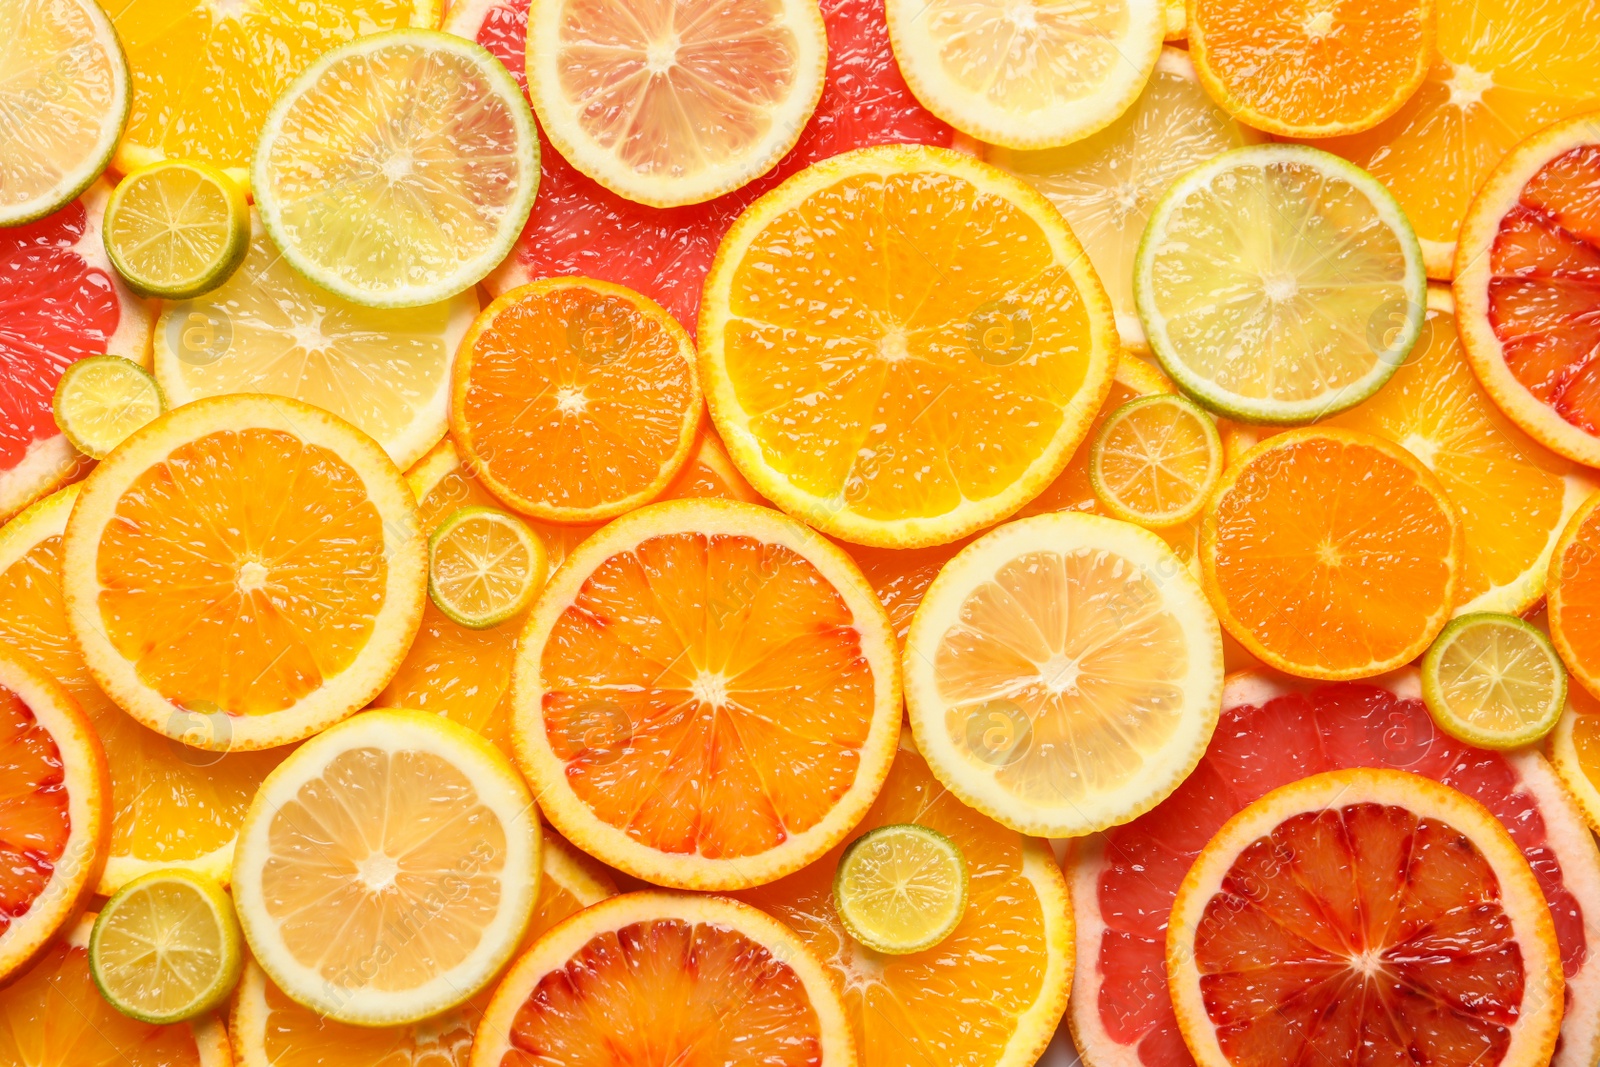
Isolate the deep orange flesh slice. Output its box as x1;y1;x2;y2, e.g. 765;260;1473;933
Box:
1554;503;1600;689
1488;144;1600;436
504;917;824;1065
1194;801;1524;1067
540;531;875;859
0;688;67;937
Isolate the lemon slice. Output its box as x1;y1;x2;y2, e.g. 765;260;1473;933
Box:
429;505;547;629
88;869;242;1025
1422;612;1567;750
1135;144;1427;424
1090;394;1221;528
103;160;249;300
51;356;164;460
253;29;538;309
833;823;968;955
0;0;129;226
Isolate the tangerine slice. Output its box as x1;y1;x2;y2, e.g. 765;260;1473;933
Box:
511;498;901;890
1549;489;1600;702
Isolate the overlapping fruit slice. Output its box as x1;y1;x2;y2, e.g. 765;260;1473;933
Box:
1549;489;1600;701
1070;670;1600;1067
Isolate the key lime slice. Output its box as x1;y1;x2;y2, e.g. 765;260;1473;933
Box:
428;505;548;629
1090;393;1222;528
1422;611;1567;750
51;355;164;460
103;160;248;300
833;823;968;955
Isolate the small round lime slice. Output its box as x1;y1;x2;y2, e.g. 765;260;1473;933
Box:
833;823;968;955
52;355;164;459
104;159;249;300
429;505;548;629
1089;393;1222;527
1422;612;1567;750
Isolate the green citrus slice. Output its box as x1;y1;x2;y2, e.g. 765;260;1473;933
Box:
832;823;968;955
428;505;548;629
1135;144;1426;425
1090;393;1222;528
103;160;249;300
88;869;242;1025
51;355;164;460
1422;611;1567;750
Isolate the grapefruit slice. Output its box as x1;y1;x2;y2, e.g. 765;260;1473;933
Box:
451;0;952;332
1068;668;1600;1067
0;181;151;523
1455;113;1600;468
1168;768;1564;1067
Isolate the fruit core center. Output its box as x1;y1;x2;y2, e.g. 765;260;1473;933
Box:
1262;271;1299;302
1350;947;1386;976
1447;63;1494;108
289;320;325;354
358;851;400;892
1039;653;1080;694
645;36;679;75
692;670;730;707
1316;539;1342;568
237;559;270;592
381;150;415;183
878;325;910;363
1303;10;1334;38
1005;2;1037;30
555;386;588;415
1401;432;1439;469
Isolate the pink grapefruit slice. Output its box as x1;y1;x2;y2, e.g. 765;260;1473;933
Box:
1069;668;1600;1067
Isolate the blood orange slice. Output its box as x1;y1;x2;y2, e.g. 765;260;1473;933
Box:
0;180;151;523
1068;669;1600;1067
1168;768;1564;1067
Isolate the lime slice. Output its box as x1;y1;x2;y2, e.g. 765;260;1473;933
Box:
1135;144;1426;425
103;160;249;299
1422;612;1567;750
1090;394;1222;528
253;29;538;308
832;823;968;955
51;355;164;459
0;0;129;227
429;505;548;629
88;869;243;1025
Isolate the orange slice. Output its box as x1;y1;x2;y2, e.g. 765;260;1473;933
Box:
452;278;702;524
1202;427;1463;680
0;915;231;1066
230;834;614;1067
1550;490;1600;702
62;394;427;751
525;0;827;207
512;498;901;889
736;736;1071;1067
1549;682;1600;835
701;144;1117;548
1455;113;1600;468
1168;768;1564;1067
1188;0;1433;137
0;650;108;983
468;891;857;1066
0;486;291;893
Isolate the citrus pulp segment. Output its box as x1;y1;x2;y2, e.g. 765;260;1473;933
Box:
467;891;858;1067
526;0;827;207
832;823;968;955
450;278;702;523
884;0;1164;149
428;506;547;629
0;650;109;983
1317;0;1600;278
1549;684;1600;835
1454;112;1600;467
152;220;474;473
229;834;614;1067
701;144;1117;548
0;0;128;227
253;29;537;309
51;355;164;460
904;510;1223;837
1167;767;1564;1067
1089;394;1221;528
1070;669;1600;1067
512;497;902;890
1135;144;1427;424
0;486;292;893
1422;611;1567;749
986;48;1265;351
62;395;427;751
102;159;249;300
737;736;1073;1067
107;0;437;186
1549;489;1600;701
232;709;540;1027
0;182;151;524
1201;428;1462;680
1187;0;1433;137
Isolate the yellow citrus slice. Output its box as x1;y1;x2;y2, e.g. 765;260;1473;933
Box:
512;497;902;890
450;278;702;523
254;29;538;309
737;735;1072;1067
1163;0;1184;37
904;510;1223;836
62;394;427;751
232;709;540;1026
428;506;547;629
0;0;128;226
0;486;292;893
109;0;437;188
152;218;474;472
832;822;967;955
1550;489;1600;702
885;0;1163;149
1549;682;1600;835
525;0;827;207
1089;393;1221;528
986;47;1264;350
1421;611;1567;750
103;159;249;301
0;649;109;983
702;144;1117;548
469;891;857;1066
1168;768;1565;1067
51;354;164;460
